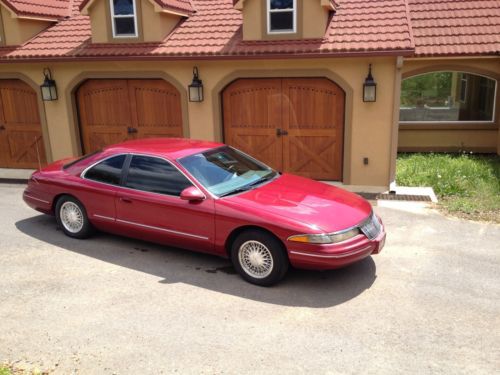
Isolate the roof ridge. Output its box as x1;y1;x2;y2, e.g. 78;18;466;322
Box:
403;0;416;49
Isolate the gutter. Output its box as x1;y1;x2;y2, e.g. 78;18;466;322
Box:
0;49;416;64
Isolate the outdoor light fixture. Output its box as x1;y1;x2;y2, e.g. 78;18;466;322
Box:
363;64;377;102
40;68;58;101
188;67;204;102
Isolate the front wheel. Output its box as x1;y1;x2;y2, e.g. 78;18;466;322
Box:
55;195;94;239
231;230;289;286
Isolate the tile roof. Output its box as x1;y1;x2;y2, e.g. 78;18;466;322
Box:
408;0;500;56
0;0;497;62
0;0;71;19
79;0;194;16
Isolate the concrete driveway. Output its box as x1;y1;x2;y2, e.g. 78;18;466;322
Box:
1;184;499;374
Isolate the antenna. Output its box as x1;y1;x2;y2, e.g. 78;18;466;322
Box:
35;136;42;171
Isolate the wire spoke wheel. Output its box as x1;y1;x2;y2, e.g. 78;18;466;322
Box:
238;240;274;279
60;201;84;233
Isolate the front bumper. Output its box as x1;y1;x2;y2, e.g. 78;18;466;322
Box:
287;224;385;270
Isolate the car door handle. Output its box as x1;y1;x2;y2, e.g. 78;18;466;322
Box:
119;197;132;203
127;127;138;134
276;128;288;136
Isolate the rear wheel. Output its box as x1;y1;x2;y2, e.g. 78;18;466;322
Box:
55;195;94;239
231;229;289;286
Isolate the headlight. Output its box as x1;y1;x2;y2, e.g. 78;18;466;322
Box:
288;227;361;244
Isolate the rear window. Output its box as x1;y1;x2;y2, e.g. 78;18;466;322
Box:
84;155;127;185
63;150;102;170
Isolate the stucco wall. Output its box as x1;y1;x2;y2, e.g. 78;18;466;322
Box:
242;0;329;40
87;0;180;43
0;4;52;46
399;57;500;154
0;56;398;187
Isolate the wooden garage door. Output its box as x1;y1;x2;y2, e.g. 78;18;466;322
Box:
0;80;47;169
223;78;344;180
77;79;183;153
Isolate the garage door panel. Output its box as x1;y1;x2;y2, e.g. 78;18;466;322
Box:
128;80;183;132
88;130;129;154
232;133;283;171
77;79;184;153
6;131;46;168
223;78;344;181
0;80;47;168
284;135;340;180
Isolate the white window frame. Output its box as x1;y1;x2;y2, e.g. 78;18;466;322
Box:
109;0;138;38
267;0;297;34
400;71;497;124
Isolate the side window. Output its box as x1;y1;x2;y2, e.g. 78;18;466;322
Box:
85;155;126;185
125;155;192;196
110;0;138;38
268;0;296;34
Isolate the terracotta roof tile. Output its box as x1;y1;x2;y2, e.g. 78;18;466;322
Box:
1;0;71;19
0;0;497;61
408;0;500;56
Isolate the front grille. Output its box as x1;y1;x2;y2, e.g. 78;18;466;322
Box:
360;212;381;240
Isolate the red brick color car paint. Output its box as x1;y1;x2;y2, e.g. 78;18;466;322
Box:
23;138;385;275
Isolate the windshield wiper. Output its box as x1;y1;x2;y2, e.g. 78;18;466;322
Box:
218;172;278;197
219;185;254;197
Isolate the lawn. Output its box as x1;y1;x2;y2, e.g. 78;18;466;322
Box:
396;153;500;222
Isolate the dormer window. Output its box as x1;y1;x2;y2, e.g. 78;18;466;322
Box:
110;0;138;38
267;0;296;34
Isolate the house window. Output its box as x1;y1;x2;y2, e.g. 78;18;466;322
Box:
110;0;138;38
267;0;296;34
400;71;497;122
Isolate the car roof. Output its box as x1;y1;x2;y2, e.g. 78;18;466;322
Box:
103;138;224;160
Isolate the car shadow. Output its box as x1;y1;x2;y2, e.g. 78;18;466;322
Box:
15;214;377;308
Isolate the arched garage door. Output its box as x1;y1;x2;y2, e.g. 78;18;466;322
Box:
0;79;47;169
77;79;183;153
223;78;344;181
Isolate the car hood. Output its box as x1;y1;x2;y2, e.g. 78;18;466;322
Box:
225;174;372;233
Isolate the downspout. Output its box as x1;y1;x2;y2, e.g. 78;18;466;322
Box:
388;56;404;192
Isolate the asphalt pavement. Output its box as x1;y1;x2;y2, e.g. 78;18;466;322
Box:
0;184;499;374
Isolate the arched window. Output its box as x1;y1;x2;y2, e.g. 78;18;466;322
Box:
400;72;496;122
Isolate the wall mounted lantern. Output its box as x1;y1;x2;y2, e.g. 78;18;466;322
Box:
188;67;204;102
363;64;377;102
40;68;58;101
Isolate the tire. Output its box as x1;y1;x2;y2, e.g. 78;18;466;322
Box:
230;229;289;286
55;195;94;239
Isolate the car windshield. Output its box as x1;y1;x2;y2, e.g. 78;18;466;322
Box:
178;146;278;197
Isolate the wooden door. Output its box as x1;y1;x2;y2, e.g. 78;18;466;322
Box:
77;79;183;153
222;78;344;180
222;79;283;171
0;80;47;169
282;78;344;180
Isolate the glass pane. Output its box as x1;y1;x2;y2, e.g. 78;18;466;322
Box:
179;146;276;197
114;17;135;35
270;0;294;10
85;155;126;185
270;12;294;31
400;72;496;122
113;0;134;15
125;156;191;196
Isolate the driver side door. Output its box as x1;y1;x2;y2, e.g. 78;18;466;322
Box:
115;154;215;253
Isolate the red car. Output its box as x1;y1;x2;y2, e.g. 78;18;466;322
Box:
23;138;385;286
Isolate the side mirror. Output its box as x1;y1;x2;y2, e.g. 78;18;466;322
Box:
180;186;206;202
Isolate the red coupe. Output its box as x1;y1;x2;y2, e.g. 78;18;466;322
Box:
23;138;385;286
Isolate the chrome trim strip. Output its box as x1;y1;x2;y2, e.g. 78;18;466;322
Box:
289;246;373;259
93;214;115;221
24;194;50;204
115;219;209;240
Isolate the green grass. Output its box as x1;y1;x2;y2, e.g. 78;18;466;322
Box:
396;153;500;222
0;366;12;375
